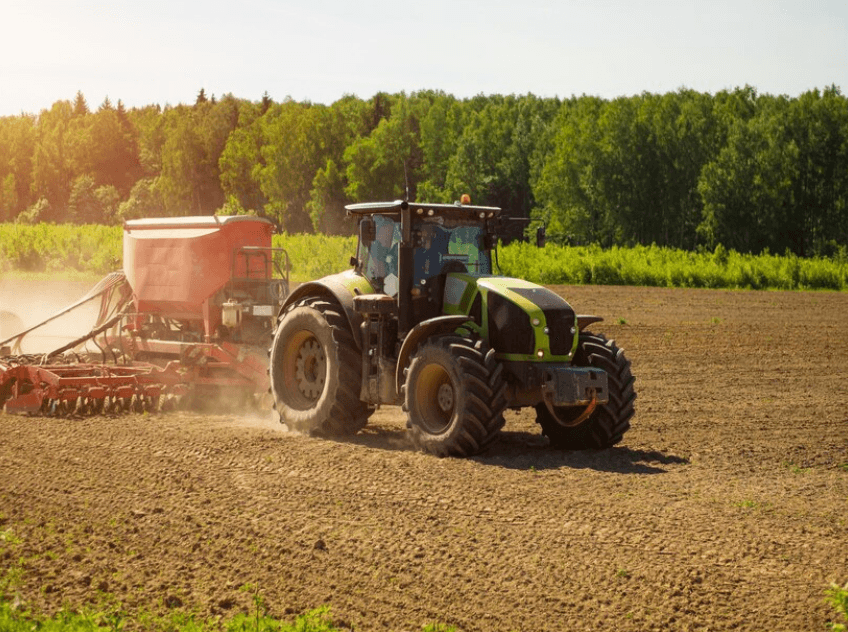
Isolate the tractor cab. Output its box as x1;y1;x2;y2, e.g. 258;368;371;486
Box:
349;199;499;333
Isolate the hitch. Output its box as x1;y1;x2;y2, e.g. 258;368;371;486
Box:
542;366;608;407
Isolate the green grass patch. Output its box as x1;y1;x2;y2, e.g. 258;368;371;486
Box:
0;600;461;632
0;601;345;632
0;537;456;632
783;460;811;474
733;499;774;512
734;499;759;510
0;528;21;546
828;582;848;632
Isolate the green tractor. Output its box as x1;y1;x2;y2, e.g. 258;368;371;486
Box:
269;199;635;456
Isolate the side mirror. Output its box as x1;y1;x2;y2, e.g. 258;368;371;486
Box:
536;224;546;248
360;217;376;245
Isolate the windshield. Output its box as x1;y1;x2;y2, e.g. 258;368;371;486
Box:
413;218;491;285
359;214;401;296
357;213;492;295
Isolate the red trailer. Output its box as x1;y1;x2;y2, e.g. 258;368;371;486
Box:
0;215;290;415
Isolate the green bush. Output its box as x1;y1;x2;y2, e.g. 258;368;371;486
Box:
0;224;122;274
273;233;357;283
498;241;847;291
1;224;846;291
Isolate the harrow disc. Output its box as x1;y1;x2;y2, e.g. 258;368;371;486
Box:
1;356;171;417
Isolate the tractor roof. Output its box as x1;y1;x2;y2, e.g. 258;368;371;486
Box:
345;200;502;219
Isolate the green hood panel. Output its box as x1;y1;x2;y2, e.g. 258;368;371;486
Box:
442;273;479;314
442;275;578;361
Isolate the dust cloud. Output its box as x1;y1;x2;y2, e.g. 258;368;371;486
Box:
224;409;289;433
0;311;24;342
0;278;101;353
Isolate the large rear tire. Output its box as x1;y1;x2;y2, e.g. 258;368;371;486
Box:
269;297;371;436
403;335;506;457
536;332;635;449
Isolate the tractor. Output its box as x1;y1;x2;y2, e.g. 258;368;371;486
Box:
269;199;636;456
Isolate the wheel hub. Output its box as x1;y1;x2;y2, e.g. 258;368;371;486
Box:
295;339;325;400
437;383;454;412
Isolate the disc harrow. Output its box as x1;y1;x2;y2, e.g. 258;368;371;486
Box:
0;355;187;417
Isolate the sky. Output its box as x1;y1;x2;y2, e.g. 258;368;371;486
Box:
0;0;846;116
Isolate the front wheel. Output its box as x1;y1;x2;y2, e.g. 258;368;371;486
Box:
403;335;506;457
536;332;636;449
269;297;371;436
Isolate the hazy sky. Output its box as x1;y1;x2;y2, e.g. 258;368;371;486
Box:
1;0;846;116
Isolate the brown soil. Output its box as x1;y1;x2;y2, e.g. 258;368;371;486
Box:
1;285;847;631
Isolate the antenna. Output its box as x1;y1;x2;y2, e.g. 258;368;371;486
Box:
403;161;410;202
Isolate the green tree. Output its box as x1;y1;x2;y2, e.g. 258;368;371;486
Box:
309;158;355;234
69;101;143;197
219;100;268;214
95;184;121;224
68;174;100;223
698;100;799;253
256;101;329;232
17;196;52;224
64;176;120;224
305;95;372;233
785;86;848;254
0;114;35;221
260;91;273;115
536;90;738;248
344;92;430;203
416;91;466;202
128;104;165;176
0;173;18;222
72;90;89;117
156;105;206;213
156;96;240;214
533;96;608;244
647;90;721;248
117;177;165;221
30;100;75;221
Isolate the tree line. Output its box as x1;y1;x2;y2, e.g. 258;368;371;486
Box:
0;86;846;256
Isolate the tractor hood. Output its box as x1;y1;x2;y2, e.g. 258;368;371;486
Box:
443;274;579;361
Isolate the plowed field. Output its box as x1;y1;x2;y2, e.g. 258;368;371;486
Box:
1;285;847;631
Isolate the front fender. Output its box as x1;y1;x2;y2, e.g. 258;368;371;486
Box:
395;315;473;395
278;271;375;350
576;315;603;331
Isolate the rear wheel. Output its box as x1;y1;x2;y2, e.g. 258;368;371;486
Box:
403;335;506;457
536;332;635;449
269;297;371;436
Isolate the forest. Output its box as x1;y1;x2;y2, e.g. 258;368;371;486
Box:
0;85;846;257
